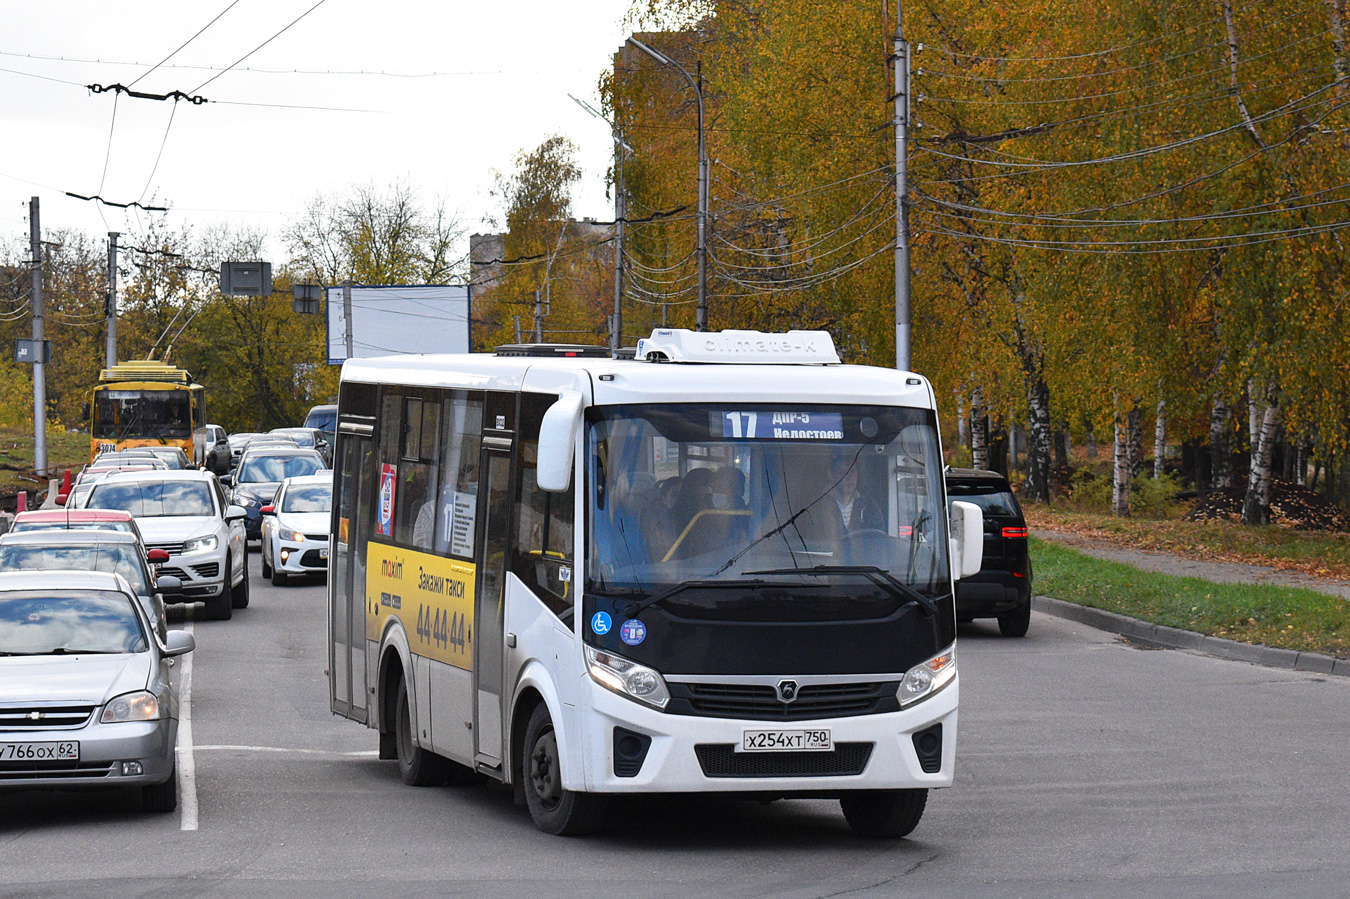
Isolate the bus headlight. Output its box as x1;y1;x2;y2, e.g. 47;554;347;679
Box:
585;645;670;710
897;646;956;707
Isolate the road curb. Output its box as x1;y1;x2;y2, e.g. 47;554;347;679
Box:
1032;595;1350;678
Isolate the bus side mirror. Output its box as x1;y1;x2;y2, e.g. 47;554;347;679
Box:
82;403;91;421
536;390;584;493
949;501;984;579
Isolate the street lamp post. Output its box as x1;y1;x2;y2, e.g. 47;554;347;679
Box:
627;36;708;331
570;94;632;352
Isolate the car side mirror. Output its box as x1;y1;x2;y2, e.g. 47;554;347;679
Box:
225;504;247;522
55;492;68;506
162;630;195;657
156;574;184;596
948;500;984;579
147;549;171;564
537;389;584;493
219;474;233;487
260;505;275;515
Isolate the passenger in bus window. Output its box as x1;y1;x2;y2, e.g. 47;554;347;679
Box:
711;467;748;511
804;454;885;544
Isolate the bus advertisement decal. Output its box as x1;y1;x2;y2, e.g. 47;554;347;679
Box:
377;465;396;537
367;543;475;671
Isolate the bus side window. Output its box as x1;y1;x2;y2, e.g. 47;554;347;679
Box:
396;395;441;552
434;392;483;558
512;393;574;620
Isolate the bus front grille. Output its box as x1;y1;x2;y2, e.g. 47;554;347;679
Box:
694;743;873;778
668;682;899;721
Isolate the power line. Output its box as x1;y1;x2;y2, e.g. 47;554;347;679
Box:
190;0;332;94
129;0;242;89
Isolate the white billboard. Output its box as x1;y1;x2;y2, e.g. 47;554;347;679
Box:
326;284;470;364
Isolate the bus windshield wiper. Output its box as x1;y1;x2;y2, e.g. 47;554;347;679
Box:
621;579;768;617
744;565;939;618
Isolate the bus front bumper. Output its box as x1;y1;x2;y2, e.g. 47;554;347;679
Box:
576;676;958;794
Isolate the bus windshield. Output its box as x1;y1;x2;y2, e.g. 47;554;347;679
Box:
93;390;193;440
586;403;950;597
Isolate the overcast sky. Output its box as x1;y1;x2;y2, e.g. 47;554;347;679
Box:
1;0;636;261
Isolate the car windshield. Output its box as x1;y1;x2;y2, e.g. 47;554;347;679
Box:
274;431;314;447
282;484;331;513
947;483;1019;517
587;403;950;597
87;480;216;517
0;545;150;595
238;454;323;484
0;590;146;654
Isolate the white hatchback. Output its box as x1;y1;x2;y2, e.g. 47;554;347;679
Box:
260;473;331;586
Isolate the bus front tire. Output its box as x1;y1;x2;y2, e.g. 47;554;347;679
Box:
840;789;927;838
395;678;448;786
521;703;606;835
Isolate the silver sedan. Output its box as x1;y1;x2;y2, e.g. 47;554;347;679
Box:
0;570;194;812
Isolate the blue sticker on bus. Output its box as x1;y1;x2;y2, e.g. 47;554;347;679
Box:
620;619;647;646
590;611;612;636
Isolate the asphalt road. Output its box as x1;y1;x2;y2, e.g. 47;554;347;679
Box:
2;562;1348;899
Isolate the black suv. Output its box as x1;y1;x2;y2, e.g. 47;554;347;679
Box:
946;468;1033;636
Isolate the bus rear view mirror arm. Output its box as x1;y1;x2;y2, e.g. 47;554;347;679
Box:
537;390;584;493
949;500;984;579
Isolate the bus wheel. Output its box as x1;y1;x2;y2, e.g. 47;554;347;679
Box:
230;556;250;609
840;789;927;838
394;678;447;786
521;703;606;835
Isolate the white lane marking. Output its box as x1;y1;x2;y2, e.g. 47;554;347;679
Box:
178;612;199;832
194;745;379;758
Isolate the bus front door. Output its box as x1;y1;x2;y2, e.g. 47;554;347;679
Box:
473;445;512;768
331;432;373;723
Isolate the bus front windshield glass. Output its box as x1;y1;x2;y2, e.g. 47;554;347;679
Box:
587;404;950;597
93;390;193;440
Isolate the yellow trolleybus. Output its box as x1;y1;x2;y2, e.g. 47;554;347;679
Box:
89;361;207;465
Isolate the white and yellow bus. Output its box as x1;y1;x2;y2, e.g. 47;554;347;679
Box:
328;329;983;837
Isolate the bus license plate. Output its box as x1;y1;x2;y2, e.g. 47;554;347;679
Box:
0;741;79;761
739;729;832;753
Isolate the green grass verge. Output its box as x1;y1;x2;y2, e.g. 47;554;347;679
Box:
0;427;91;496
1031;537;1350;658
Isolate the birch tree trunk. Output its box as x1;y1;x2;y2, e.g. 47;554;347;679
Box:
1221;0;1268;149
1024;375;1052;503
1127;404;1145;480
1153;398;1167;478
1210;399;1233;489
1113;410;1131;517
957;394;969;448
1242;385;1281;524
1086;423;1097;459
970;388;988;470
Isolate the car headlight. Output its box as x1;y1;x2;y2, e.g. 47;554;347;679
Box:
897;646;957;707
101;690;162;723
585;645;670;709
182;534;219;554
277;527;305;543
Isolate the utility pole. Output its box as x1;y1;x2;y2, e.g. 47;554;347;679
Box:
105;232;119;369
533;289;543;343
628;38;708;331
894;2;912;371
342;280;354;359
29;198;47;476
569;93;629;352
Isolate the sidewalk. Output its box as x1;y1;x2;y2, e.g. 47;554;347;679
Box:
1035;528;1350;601
1032;529;1350;677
